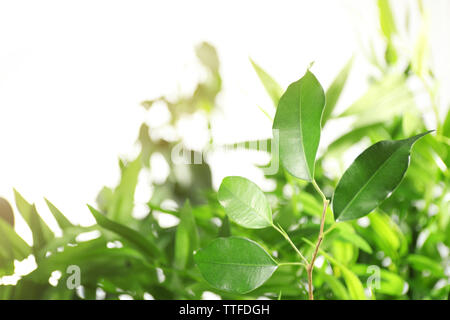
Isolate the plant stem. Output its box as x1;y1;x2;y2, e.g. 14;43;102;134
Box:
279;262;307;267
273;224;309;265
307;197;329;300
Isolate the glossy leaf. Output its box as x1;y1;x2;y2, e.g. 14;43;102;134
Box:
273;70;325;181
333;131;432;221
250;58;283;107
218;176;272;229
194;237;278;294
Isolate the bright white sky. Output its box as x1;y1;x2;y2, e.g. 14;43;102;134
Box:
0;0;449;248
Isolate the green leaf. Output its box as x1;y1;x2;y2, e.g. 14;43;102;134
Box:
194;237;278;294
351;264;405;296
174;201;199;269
338;73;414;126
44;199;74;230
407;254;445;277
335;224;373;254
218;176;272;229
250;58;283;107
273;70;326;181
377;0;397;40
108;155;142;223
88;205;162;260
0;219;31;261
13;190;54;250
322;57;353;126
333;131;432;221
341;268;367;300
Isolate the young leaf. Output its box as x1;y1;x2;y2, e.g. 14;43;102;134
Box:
218;176;272;229
322;57;353;126
250;58;283;107
273;70;325;181
333;131;432;221
194;237;278;294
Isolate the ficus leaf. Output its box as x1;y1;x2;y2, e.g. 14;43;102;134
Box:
194;237;278;294
218;176;272;229
333;131;432;221
273;70;325;181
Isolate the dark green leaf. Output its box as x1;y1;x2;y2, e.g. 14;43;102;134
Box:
333;131;432;221
273;70;325;181
218;176;272;229
194;237;278;294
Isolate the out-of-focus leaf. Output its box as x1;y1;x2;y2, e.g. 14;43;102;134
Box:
196;42;220;74
0;197;14;226
44;199;74;230
351;264;405;296
332;240;357;266
108;155;142;223
218;215;231;237
194;237;278;294
273;70;326;181
0;219;31;261
298;192;334;224
88;205;162;260
174;201;199;269
338;73;415;126
377;0;397;40
304;238;366;300
341;268;366;300
250;58;283;107
407;254;445;277
218;176;272;229
335;224;373;254
325;123;388;157
316;268;349;299
13;189;54;246
367;210;405;259
322;57;353;126
333;132;432;221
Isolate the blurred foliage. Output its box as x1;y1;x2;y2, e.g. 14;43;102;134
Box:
0;1;449;300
